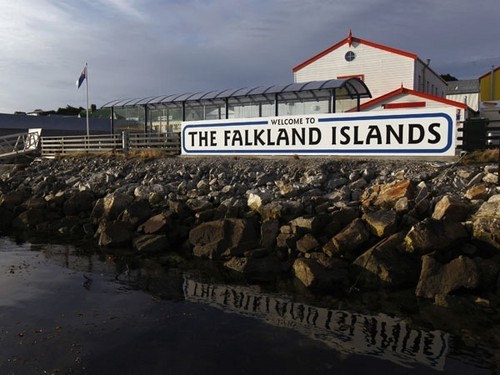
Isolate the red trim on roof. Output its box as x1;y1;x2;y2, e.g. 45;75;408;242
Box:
479;66;500;80
337;74;365;80
292;35;417;73
384;101;426;109
348;87;468;112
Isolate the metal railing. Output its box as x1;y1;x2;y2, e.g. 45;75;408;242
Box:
41;132;180;157
0;129;40;159
459;118;500;151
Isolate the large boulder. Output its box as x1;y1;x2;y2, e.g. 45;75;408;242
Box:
91;192;134;223
63;190;95;216
324;207;360;237
12;208;56;230
97;221;134;248
247;191;273;212
322;218;372;260
289;215;327;236
362;208;398;238
431;195;470;222
404;218;469;256
351;232;420;288
296;234;320;254
415;255;480;299
471;195;500;250
138;212;174;234
362;179;414;208
189;218;259;259
118;199;152;228
0;189;31;210
292;257;349;292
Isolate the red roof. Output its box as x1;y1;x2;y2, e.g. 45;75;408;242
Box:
349;87;468;111
292;33;417;73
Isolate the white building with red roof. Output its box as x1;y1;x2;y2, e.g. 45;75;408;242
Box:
292;30;468;118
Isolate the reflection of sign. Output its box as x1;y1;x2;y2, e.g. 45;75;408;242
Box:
181;108;456;156
183;276;449;370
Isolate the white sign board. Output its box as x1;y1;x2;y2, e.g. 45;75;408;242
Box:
181;108;457;156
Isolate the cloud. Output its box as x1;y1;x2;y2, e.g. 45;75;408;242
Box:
0;0;499;113
91;0;148;20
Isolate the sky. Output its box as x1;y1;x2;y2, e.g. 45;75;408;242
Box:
0;0;499;114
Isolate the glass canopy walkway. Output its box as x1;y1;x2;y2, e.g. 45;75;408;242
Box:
101;78;371;133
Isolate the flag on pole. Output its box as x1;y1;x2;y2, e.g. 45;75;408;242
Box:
76;66;87;89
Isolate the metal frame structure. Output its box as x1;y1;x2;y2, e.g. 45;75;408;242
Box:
101;78;372;133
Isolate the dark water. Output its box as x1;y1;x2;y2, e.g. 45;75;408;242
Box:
0;237;498;374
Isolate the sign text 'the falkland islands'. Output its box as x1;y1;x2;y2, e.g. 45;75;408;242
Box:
181;108;456;156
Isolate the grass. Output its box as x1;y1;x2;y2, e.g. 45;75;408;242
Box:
54;149;178;160
462;148;499;164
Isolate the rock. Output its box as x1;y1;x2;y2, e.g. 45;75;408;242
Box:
292;257;349;292
281;201;305;221
474;256;500;290
351;232;419;288
275;180;298;197
362;208;397;237
465;184;489;201
290;215;326;235
326;177;348;189
224;255;283;280
260;219;280;249
44;191;66;209
133;234;169;254
394;197;410;214
431;195;470;222
0;189;31;210
186;198;213;212
415;255;480;299
363;179;414;208
168;200;193;219
483;173;498;184
276;232;299;251
472;195;500;250
189;218;259;259
404;218;469;255
296;234;320;253
138;212;173;234
133;184;165;200
349;178;368;190
118;200;152;228
91;192;133;222
324;207;360;237
247;191;272;211
12;208;54;230
2;155;499;302
322;218;372;260
63;190;95;216
98;221;134;248
259;201;284;221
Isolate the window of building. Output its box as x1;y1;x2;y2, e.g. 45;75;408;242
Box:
344;51;356;62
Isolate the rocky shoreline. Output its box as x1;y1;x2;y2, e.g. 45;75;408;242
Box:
0;154;499;307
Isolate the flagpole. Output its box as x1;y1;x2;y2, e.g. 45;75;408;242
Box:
85;63;89;137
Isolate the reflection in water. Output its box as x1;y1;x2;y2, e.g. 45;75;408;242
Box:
183;276;449;371
9;239;496;373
